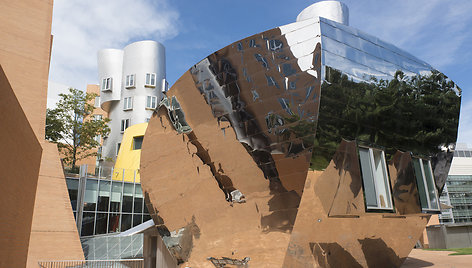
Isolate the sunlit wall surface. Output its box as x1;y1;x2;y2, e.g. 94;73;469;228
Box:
141;9;461;268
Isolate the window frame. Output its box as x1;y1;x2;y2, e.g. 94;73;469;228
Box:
358;145;395;212
133;136;144;150
123;97;133;111
125;74;135;88
412;156;441;212
120;119;130;133
145;73;156;87
116;143;121;156
146;96;157;109
101;77;112;91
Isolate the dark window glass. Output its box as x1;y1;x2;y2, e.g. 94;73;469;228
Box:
108;213;120;233
110;181;122;213
95;213;108;235
143;214;151;222
66;178;79;211
132;214;142;227
81;212;95;236
121;214;132;231
84;179;98;211
134;185;143;213
97;180;111;212
123;183;134;213
133;136;144;150
144;203;149;214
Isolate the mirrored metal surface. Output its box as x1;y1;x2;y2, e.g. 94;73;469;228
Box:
141;9;461;268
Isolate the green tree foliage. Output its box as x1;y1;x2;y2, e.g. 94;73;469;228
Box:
45;88;110;168
311;67;461;170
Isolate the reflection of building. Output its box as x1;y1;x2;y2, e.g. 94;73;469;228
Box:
98;40;167;163
140;1;461;267
1;0;84;267
439;144;472;224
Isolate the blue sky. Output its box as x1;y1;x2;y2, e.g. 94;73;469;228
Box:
48;0;472;145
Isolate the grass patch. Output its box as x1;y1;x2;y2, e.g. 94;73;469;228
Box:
424;248;472;255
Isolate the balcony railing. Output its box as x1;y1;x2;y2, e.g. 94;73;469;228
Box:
38;259;143;268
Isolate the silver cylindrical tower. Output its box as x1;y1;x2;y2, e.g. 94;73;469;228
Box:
97;40;166;161
297;1;349;25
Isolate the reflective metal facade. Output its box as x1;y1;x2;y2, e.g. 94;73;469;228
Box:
141;14;461;268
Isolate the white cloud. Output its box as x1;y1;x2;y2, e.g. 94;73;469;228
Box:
46;81;71;109
48;0;179;90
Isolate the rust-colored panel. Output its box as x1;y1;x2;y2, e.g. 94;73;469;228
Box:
284;171;430;267
141;24;322;267
0;0;53;139
26;142;85;267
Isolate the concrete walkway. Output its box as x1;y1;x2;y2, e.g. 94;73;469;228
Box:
401;249;472;268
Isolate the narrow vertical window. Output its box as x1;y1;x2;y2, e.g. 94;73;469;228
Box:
412;157;440;211
146;96;157;109
123;97;133;110
120;119;130;132
101;77;112;91
359;147;393;211
116;143;121;156
94;96;100;107
145;73;156;87
125;74;135;88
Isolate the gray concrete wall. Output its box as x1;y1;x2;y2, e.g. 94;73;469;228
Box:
426;224;472;249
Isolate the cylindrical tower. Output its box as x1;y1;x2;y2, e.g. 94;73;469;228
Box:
97;40;166;162
296;0;349;25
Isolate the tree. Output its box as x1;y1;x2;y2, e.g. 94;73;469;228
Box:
46;88;110;169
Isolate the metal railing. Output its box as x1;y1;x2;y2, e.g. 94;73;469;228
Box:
38;259;143;268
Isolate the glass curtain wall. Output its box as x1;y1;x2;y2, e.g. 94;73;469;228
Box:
66;169;151;237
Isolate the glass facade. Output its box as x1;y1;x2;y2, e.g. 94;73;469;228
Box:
66;169;150;238
81;233;143;260
440;175;472;224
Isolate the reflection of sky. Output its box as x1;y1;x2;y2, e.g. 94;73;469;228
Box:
47;0;472;145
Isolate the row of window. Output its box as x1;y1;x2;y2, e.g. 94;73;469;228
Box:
101;73;157;91
122;96;157;111
358;146;440;212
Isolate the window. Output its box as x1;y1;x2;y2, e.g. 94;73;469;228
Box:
358;146;393;211
146;96;157;109
133;136;144;150
123;97;133;110
125;74;135;88
116;143;121;156
94;96;100;107
162;79;169;92
97;146;102;160
120;119;130;132
145;73;156;87
101;77;112;91
412;157;440;211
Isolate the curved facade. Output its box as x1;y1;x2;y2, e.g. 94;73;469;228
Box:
97;40;166;161
140;2;461;267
